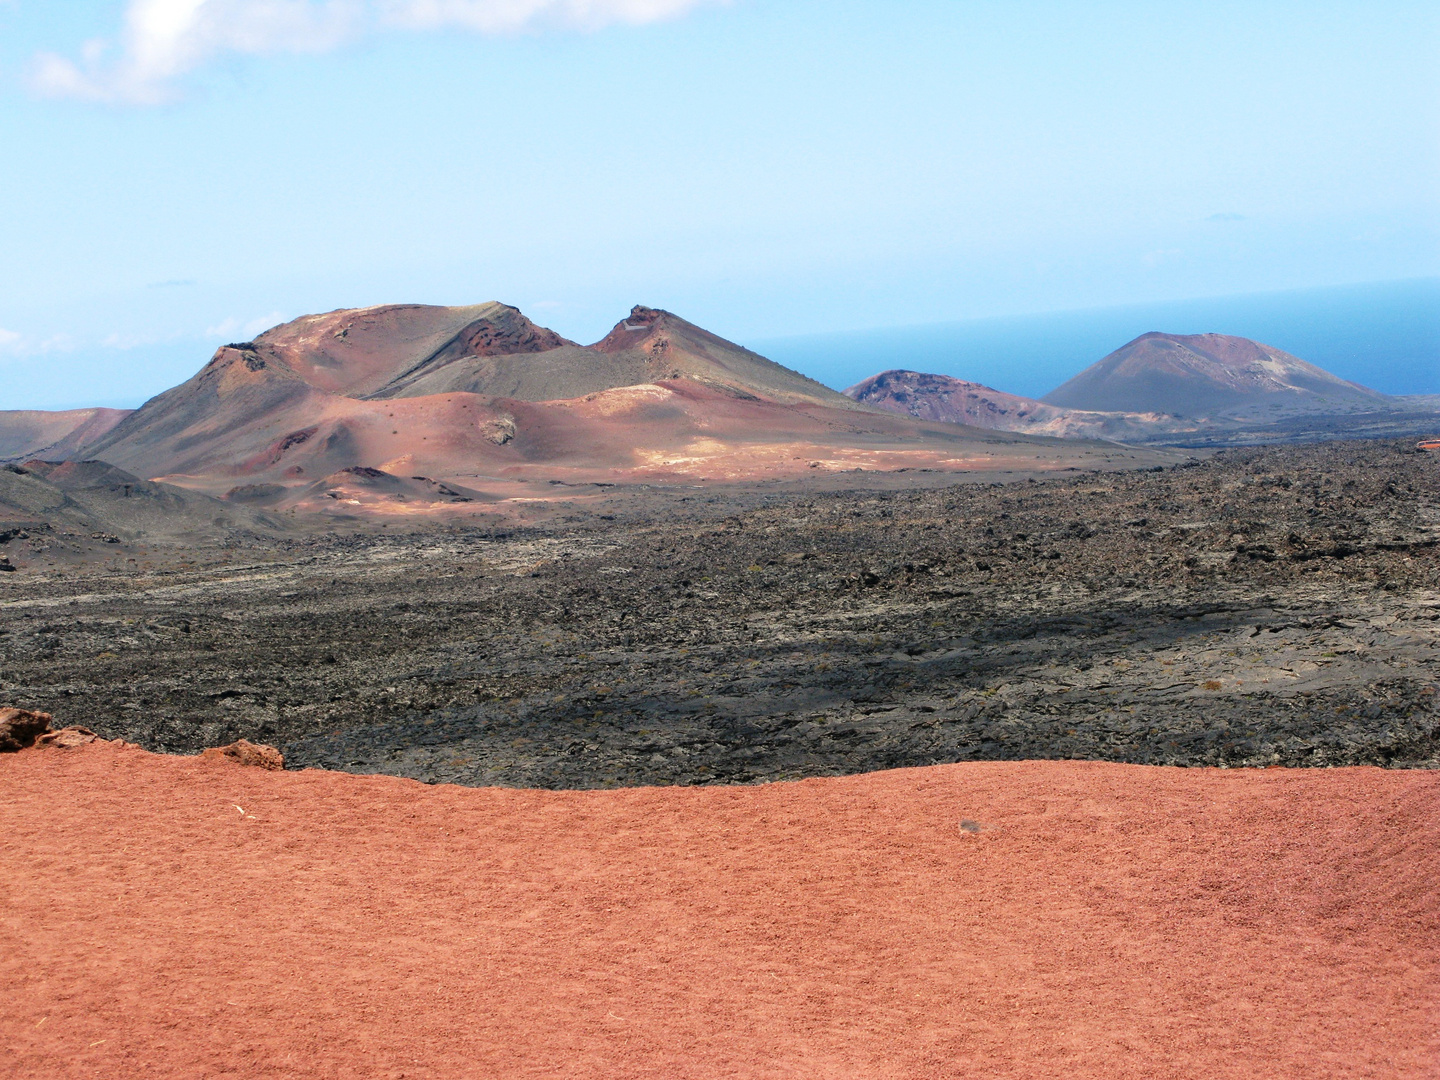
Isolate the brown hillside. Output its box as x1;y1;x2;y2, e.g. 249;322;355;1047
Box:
1042;332;1391;417
591;305;862;408
74;303;1180;507
0;407;131;462
252;302;574;398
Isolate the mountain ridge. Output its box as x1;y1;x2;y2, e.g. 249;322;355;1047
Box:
51;302;1134;509
846;331;1437;445
0;408;132;463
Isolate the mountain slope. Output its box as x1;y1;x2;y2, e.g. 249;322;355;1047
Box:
0;408;132;463
0;458;284;545
588;306;862;409
1042;332;1390;418
380;305;859;407
79;302;882;484
249;302;575;398
844;370;1192;440
80;343;335;480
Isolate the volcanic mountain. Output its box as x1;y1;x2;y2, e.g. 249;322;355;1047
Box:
71;303;1140;508
1042;332;1390;418
0;408;131;463
845;333;1435;444
844;370;1193;441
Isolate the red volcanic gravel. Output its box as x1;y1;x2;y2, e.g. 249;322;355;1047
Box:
2;746;1436;1079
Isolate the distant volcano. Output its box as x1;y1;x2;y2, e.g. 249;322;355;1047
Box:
843;370;1192;441
844;332;1430;445
0;408;131;463
1041;332;1390;418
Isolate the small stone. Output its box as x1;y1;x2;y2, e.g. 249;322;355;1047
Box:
201;739;285;771
36;726;99;749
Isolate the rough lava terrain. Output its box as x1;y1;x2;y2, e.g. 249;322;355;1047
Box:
1;439;1435;788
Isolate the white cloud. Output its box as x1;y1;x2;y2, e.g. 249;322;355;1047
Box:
0;329;76;359
31;1;361;105
30;0;716;104
380;0;712;33
205;311;287;339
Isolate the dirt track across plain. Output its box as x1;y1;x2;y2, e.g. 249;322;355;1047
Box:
3;745;1435;1079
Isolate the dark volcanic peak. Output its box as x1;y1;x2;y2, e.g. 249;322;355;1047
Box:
844;369;1193;441
846;370;1060;426
1042;331;1390;418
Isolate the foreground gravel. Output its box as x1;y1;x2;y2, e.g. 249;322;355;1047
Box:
1;439;1437;785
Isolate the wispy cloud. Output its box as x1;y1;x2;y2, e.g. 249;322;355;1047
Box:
205;311;287;339
0;328;76;359
30;0;717;105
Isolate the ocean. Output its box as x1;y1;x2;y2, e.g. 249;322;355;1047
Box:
752;278;1440;400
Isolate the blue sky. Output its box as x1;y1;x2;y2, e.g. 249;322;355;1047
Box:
1;0;1436;408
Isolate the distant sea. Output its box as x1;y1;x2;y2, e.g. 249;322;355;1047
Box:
752;278;1440;400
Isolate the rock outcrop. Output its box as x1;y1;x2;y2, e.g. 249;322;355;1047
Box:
0;707;52;752
37;726;100;748
200;739;285;770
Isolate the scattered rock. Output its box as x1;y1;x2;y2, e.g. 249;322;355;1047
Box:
480;413;517;445
201;739;285;770
37;726;99;748
0;707;53;752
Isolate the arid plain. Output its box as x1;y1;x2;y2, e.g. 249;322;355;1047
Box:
3;440;1437;784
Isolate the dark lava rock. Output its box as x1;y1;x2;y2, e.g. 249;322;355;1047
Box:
2;439;1437;786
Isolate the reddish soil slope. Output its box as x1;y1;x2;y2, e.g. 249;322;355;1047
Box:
3;745;1435;1079
0;407;130;462
1042;332;1390;418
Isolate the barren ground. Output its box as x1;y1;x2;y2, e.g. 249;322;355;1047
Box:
1;440;1437;786
3;745;1436;1079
